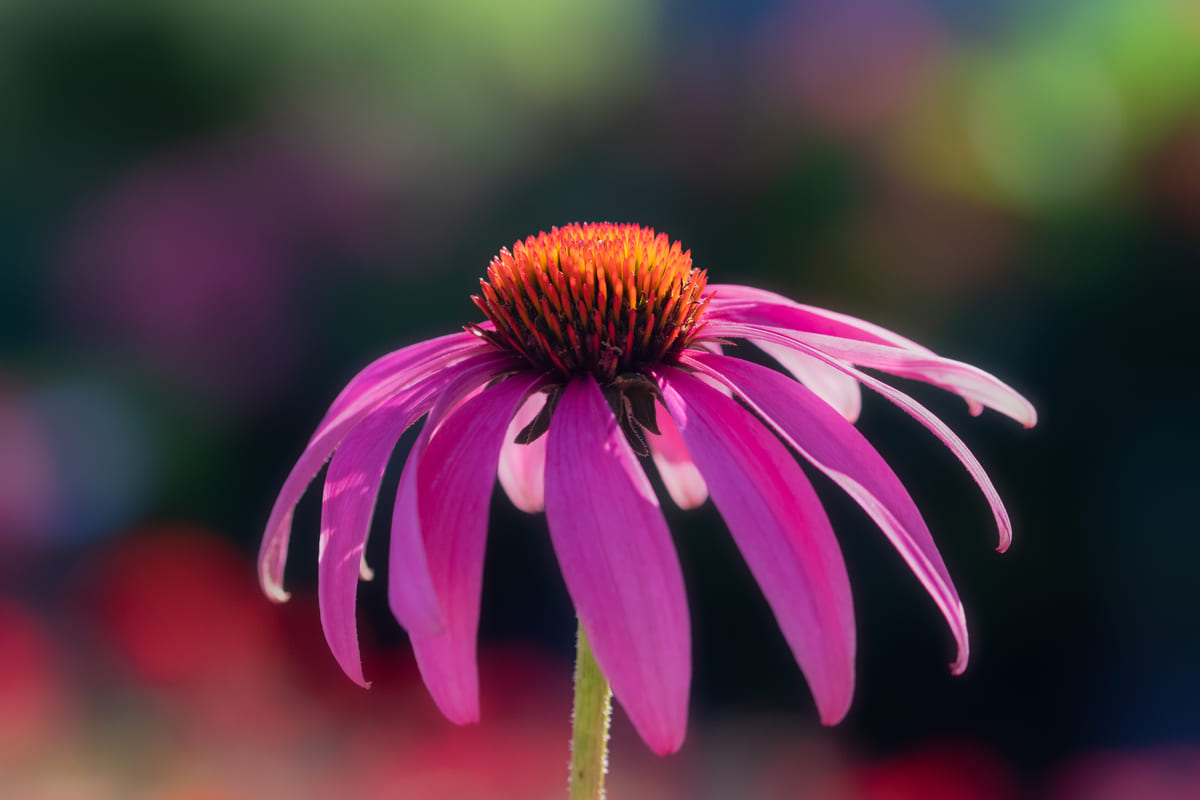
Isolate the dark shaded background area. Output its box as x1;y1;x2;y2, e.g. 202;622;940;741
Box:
2;1;1198;797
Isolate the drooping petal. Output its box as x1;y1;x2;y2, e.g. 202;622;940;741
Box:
656;367;855;724
318;388;439;688
776;331;1036;428
545;376;691;755
706;288;993;416
704;305;1036;425
402;373;543;725
685;352;968;674
497;391;548;513
387;354;527;638
752;340;863;422
698;321;1015;552
647;402;708;509
316;351;519;687
316;332;486;442
705;284;935;352
258;333;491;601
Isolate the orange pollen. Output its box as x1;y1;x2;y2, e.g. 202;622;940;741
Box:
469;223;710;383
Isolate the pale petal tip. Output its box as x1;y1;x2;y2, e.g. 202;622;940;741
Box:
995;517;1014;553
259;566;291;603
263;585;291;604
507;493;546;514
1013;395;1038;428
949;608;970;676
259;509;295;603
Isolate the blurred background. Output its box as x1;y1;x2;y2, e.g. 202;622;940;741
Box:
2;0;1198;797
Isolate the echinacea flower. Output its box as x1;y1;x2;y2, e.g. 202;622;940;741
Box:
259;223;1035;756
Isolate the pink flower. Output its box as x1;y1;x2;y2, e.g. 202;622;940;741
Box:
259;223;1036;755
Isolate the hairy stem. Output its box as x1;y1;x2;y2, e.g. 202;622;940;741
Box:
569;622;612;800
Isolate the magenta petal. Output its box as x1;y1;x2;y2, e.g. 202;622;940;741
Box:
387;353;523;635
686;353;969;674
752;340;863;422
318;395;438;688
545;376;691;755
318;351;519;688
705;284;934;351
404;373;542;725
698;322;1015;554
316;332;482;436
656;367;856;725
647;402;708;509
780;331;1036;427
258;333;490;602
389;444;433;636
704;313;1035;426
497;392;548;513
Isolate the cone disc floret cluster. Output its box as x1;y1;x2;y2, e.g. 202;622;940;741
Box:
470;223;709;383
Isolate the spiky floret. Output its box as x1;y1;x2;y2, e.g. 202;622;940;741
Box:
470;223;710;384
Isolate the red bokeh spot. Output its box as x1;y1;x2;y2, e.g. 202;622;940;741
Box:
856;741;1018;800
85;525;282;687
0;598;73;760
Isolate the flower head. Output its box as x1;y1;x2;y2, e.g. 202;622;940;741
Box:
260;223;1036;755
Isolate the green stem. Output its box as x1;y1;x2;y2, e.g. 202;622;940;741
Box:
569;622;613;800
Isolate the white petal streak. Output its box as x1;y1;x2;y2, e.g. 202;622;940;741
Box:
497;391;548;513
753;340;862;423
647;402;708;509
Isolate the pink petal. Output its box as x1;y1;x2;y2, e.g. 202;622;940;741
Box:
545;376;691;755
752;340;863;422
647;402;708;509
403;372;543;725
705;300;1036;425
700;321;1015;553
316;351;518;688
387;352;522;638
497;392;548;513
318;392;437;688
685;352;968;674
705;284;935;351
259;333;491;601
316;332;485;442
705;288;1000;417
776;331;1036;428
656;367;856;725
